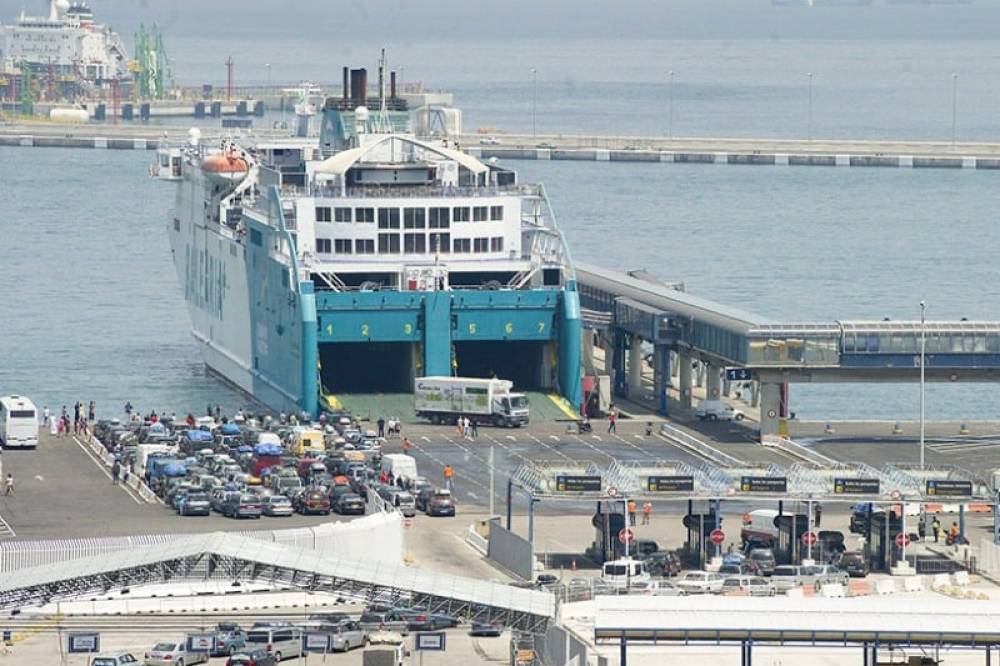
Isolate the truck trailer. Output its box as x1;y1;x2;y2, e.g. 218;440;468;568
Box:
414;376;529;427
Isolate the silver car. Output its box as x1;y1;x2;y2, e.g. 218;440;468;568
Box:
143;641;208;666
261;494;294;517
721;575;776;597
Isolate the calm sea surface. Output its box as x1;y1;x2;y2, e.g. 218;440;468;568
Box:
1;37;998;420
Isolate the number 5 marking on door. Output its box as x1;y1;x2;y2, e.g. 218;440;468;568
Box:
468;323;477;335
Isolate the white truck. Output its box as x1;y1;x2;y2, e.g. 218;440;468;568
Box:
414;376;530;428
381;454;419;486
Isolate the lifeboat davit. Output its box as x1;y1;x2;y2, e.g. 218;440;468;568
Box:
201;151;249;184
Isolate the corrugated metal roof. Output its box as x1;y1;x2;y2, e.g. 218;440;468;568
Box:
594;596;1000;644
0;532;554;619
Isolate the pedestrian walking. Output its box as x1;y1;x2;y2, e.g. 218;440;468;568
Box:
642;501;652;525
49;414;58;437
949;522;960;545
471;419;479;438
57;416;66;438
627;499;637;526
443;464;454;491
3;474;13;496
463;417;472;440
402;436;412;454
111;459;121;485
932;515;942;543
88;400;95;423
814;502;823;528
377;417;386;438
607;408;617;434
42;406;50;427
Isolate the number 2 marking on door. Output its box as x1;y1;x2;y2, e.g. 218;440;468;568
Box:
361;324;370;336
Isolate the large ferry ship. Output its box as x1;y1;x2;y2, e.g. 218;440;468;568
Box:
153;60;582;418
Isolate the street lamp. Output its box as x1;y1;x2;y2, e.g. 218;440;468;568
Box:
951;73;958;147
265;62;271;88
920;300;926;469
807;72;814;141
668;70;675;139
531;67;537;138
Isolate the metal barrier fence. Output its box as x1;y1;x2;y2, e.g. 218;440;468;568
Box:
487;520;534;580
0;511;403;571
977;539;1000;578
536;623;590;666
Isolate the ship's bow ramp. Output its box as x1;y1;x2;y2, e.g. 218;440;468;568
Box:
315;289;579;416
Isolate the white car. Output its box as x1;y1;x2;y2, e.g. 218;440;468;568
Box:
628;580;685;596
144;641;208;666
721;575;776;597
694;400;745;422
479;136;501;145
92;654;140;666
675;571;725;594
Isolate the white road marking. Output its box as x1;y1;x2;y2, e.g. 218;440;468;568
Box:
72;437;142;505
33;475;44;482
506;435;516;441
421;436;430;442
549;435;559;441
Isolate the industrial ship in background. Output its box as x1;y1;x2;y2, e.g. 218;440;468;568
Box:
153;56;583;418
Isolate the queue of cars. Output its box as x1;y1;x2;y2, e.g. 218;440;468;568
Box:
92;414;458;522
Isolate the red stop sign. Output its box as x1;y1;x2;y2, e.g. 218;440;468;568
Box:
618;528;634;544
710;528;726;545
801;531;818;546
895;533;911;547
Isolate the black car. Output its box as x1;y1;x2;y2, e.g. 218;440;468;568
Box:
425;490;456;517
226;649;278;666
837;551;870;577
469;621;503;637
334;492;366;515
642;551;681;577
397;610;460;631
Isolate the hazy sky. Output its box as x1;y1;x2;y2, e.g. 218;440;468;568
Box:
3;0;1000;41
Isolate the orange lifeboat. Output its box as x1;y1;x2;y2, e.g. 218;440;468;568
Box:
201;151;249;183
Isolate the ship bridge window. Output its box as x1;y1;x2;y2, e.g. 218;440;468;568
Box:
378;233;401;254
316;238;332;253
453;206;470;222
490;205;504;221
355;239;375;254
404;207;426;229
473;206;489;222
430;233;450;254
378;208;400;229
334;239;352;254
404;233;426;253
315;206;332;222
490;237;504;252
453;238;471;253
334;207;352;222
429;207;450;229
250;229;263;246
474;237;489;253
355;207;375;223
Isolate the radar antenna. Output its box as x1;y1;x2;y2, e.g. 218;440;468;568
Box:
375;47;392;135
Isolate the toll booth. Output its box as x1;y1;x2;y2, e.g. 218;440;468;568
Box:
590;500;627;563
774;513;808;564
682;512;719;569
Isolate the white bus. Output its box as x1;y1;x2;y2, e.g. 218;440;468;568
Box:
0;395;39;449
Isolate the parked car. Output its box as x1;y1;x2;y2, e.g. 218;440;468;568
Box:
478;136;502;145
747;547;777;576
721;575;776;597
257;494;292;517
627;538;660;558
627;580;685;596
222;493;263;519
211;622;247;657
177;492;212;516
836;551;870;577
244;625;302;661
642;551;681;577
469;621;503;637
143;641;209;666
334;492;366;515
294;489;332;515
718;562;759;576
675;571;725;595
694;399;745;421
358;610;409;634
389;490;417;517
425;489;456;517
225;649;277;666
328;620;368;651
771;564;850;593
92;653;140;666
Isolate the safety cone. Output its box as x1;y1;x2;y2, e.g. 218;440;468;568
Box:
960;423;970;435
892;421;903;434
824;422;835;434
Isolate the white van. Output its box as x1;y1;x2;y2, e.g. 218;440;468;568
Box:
601;559;650;589
0;395;39;449
245;624;302;661
695;400;745;422
381;454;418;485
741;509;778;545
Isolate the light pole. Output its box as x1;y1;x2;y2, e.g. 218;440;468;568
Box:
951;73;958;147
807;72;814;141
920;300;926;469
668;70;675;139
531;67;537;138
265;62;271;88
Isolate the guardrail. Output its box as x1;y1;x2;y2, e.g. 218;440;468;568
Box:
761;436;838;467
658;423;744;467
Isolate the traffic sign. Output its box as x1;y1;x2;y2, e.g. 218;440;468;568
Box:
415;632;447;651
186;634;216;653
926;479;973;497
403;517;413;528
303;632;332;654
67;633;100;654
801;531;818;546
709;528;726;545
834;478;880;495
726;368;753;382
895;533;911;547
618;528;635;544
556;475;602;492
646;475;694;492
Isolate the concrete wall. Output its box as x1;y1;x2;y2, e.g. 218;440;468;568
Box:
487;519;534;580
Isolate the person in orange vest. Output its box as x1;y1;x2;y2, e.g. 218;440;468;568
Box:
641;501;652;525
627;499;637;526
443;464;454;490
402;436;412;454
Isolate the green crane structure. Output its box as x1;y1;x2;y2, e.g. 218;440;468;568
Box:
133;23;171;100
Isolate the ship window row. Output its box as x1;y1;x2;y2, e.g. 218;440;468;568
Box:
843;332;1000;354
316;205;503;227
317;238;376;254
316;233;503;256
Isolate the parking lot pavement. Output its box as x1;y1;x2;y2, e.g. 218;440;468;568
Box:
0;432;360;540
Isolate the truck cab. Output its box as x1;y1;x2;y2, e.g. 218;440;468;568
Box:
494;393;529;427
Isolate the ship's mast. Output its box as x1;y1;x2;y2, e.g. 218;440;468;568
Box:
375;47;392;135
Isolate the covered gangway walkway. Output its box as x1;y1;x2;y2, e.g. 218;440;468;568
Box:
595;596;1000;666
0;532;555;632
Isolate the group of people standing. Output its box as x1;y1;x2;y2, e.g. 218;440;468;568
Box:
42;401;96;438
456;416;479;440
376;416;403;439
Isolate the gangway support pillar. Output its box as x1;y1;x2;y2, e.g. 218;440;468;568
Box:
613;329;627;398
678;351;693;410
759;381;782;439
706;364;722;400
582;328;595;370
628;334;643;397
654;344;670;415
